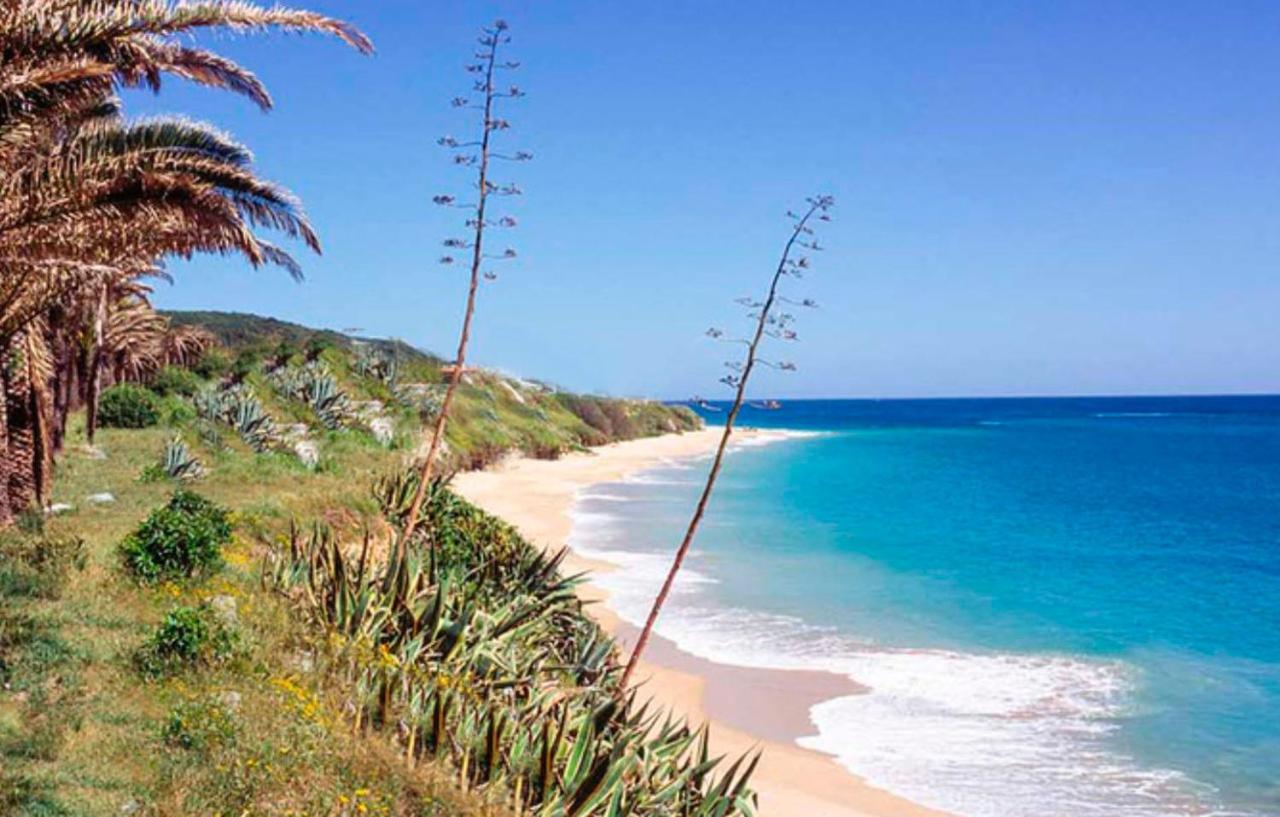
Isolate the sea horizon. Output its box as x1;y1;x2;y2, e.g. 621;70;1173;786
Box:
666;392;1280;405
570;395;1280;817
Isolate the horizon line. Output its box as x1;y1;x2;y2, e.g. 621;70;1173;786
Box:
660;391;1280;403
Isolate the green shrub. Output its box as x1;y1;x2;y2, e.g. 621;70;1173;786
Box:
148;365;203;397
97;384;160;429
191;348;231;380
119;490;231;582
163;697;239;751
160;396;197;425
134;604;239;678
230;348;261;382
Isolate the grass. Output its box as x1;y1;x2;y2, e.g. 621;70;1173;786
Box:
1;414;498;816
0;316;705;816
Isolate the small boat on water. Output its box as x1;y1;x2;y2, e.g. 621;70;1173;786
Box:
749;399;782;410
690;397;723;412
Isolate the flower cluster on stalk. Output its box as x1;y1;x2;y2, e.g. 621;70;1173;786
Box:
704;195;835;392
432;20;529;284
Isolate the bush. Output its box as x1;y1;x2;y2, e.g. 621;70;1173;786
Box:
149;365;203;397
119;490;231;582
164;697;238;751
230;348;261;383
160;396;197;426
304;336;332;362
135;604;239;678
97;384;159;429
191;348;231;380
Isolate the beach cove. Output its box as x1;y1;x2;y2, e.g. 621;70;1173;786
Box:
452;427;949;817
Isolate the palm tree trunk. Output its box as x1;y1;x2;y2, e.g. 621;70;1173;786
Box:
3;332;38;514
23;329;53;508
0;359;12;528
51;329;72;453
84;287;107;445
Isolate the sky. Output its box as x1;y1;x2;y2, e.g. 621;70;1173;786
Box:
132;1;1280;399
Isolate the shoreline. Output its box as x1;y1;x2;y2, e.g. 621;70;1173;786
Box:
452;427;951;817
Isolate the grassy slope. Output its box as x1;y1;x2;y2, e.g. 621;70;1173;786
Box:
2;425;500;817
166;310;700;465
0;321;700;816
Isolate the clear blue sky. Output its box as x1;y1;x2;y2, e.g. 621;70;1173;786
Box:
135;1;1280;399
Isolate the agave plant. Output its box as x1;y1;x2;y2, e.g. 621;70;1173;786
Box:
232;397;277;453
269;361;352;430
394;382;447;421
195;384;279;453
160;436;205;481
264;471;761;817
353;343;397;384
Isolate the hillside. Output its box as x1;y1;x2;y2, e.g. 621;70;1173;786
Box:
0;314;758;817
163;310;700;467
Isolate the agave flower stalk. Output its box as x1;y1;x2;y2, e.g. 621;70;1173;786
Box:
396;20;529;561
619;195;834;692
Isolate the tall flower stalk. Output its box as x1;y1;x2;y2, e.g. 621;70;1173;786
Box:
619;195;834;691
396;20;528;562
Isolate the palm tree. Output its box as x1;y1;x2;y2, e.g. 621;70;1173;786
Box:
0;0;372;524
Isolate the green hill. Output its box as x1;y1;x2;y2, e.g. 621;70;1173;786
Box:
162;310;700;468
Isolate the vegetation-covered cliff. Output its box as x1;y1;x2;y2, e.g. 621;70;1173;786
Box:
165;310;701;468
0;310;764;817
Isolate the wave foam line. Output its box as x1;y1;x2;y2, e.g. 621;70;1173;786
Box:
568;501;1246;817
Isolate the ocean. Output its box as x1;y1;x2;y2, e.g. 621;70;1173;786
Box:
567;396;1280;817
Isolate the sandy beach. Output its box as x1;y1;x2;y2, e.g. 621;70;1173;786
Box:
453;428;951;817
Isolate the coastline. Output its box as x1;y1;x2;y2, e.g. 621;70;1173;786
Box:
452;427;951;817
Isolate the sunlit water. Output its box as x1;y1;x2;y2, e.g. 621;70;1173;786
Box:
568;396;1280;817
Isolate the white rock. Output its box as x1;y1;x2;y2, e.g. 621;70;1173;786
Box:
45;502;74;515
86;492;115;504
369;416;395;445
499;380;526;405
207;594;238;626
289;650;315;674
293;439;319;469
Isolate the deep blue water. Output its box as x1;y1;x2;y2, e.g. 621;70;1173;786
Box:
572;396;1280;817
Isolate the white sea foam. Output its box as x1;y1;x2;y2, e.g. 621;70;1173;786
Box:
567;450;1242;817
1093;412;1175;418
577;491;632;502
621;475;699;486
731;428;826;447
601;579;1224;816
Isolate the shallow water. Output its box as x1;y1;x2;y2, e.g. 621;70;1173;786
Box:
569;396;1280;817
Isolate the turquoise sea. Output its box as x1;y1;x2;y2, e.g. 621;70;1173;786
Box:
568;396;1280;817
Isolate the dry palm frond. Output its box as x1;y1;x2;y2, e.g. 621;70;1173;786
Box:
0;0;370;521
103;293;168;382
160;323;215;368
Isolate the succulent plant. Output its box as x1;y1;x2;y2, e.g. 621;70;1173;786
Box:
264;471;760;817
160;435;205;481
